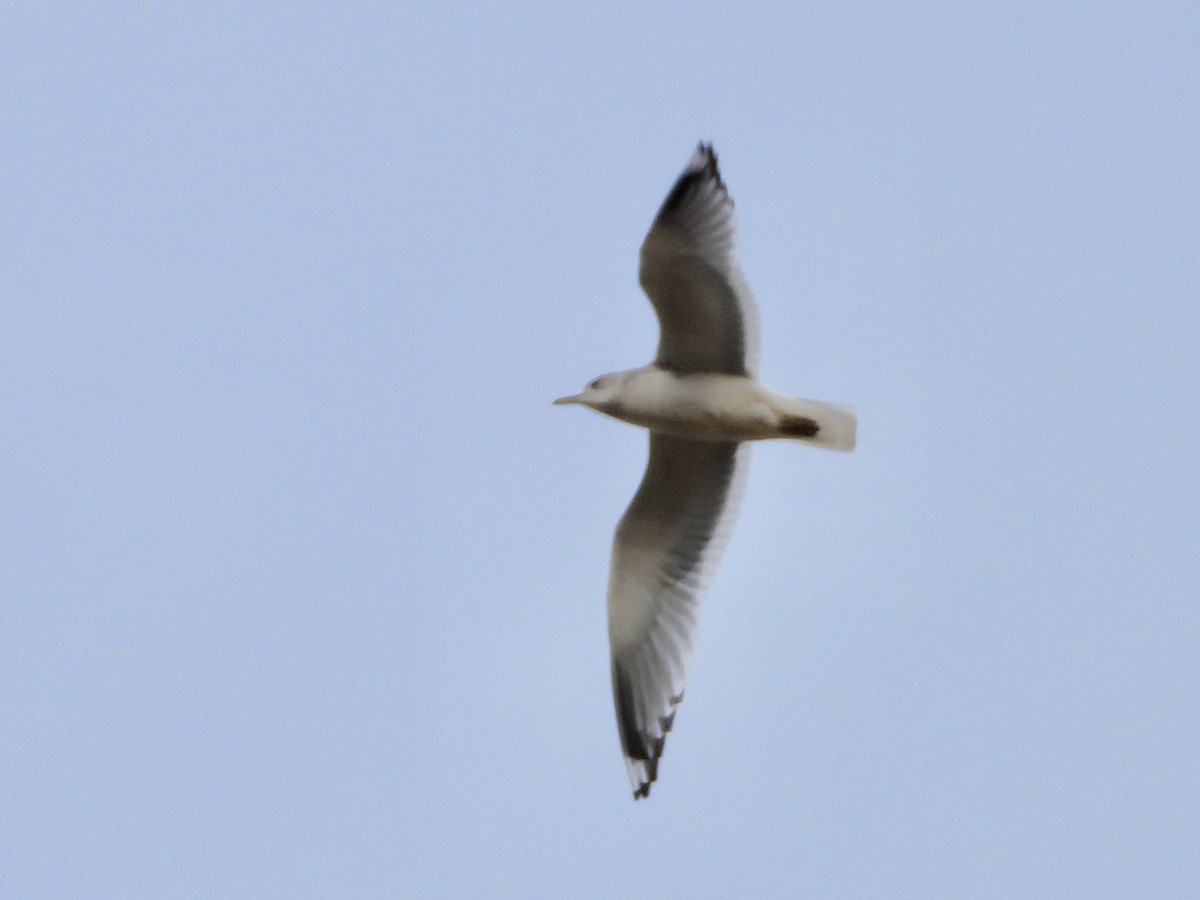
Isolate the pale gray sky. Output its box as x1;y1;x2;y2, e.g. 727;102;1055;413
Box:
4;3;1199;897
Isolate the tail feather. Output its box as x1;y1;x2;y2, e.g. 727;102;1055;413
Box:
778;398;856;451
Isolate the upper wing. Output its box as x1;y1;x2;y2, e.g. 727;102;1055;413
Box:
639;144;760;376
607;432;750;798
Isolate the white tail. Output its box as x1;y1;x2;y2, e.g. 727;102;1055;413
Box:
778;397;857;451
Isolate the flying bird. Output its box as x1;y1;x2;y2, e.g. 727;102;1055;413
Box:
556;144;856;798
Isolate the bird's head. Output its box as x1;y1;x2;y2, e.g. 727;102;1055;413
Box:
554;372;624;413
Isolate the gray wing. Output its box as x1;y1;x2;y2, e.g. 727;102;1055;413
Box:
639;143;760;376
607;432;750;798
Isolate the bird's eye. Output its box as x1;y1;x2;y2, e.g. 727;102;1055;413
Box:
588;378;602;390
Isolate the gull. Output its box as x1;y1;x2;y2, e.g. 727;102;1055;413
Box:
556;144;856;799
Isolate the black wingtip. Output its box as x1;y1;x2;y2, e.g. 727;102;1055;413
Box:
656;143;727;222
692;142;719;177
613;659;670;800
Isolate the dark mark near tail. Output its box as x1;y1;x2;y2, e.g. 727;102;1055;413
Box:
780;416;820;438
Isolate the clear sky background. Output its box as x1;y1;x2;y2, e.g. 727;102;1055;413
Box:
4;3;1198;897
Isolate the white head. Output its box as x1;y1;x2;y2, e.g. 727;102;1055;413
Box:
554;372;626;413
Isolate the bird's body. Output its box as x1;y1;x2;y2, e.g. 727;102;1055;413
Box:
566;365;856;446
556;144;855;798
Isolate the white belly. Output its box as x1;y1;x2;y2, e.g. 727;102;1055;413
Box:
610;369;779;441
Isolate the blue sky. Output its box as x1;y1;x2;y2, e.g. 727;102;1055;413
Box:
4;3;1199;897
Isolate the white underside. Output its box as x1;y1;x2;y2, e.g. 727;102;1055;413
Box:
602;367;856;450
